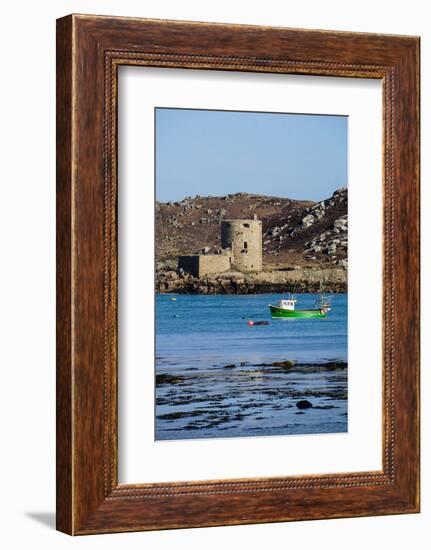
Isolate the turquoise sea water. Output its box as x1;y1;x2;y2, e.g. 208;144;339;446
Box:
155;293;347;440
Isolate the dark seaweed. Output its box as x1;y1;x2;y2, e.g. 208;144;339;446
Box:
155;360;348;440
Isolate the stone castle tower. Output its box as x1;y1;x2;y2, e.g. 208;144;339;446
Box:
221;218;262;272
178;217;263;277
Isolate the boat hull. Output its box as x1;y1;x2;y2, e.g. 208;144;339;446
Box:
269;305;327;318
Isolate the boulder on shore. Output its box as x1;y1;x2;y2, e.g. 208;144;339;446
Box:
296;400;313;409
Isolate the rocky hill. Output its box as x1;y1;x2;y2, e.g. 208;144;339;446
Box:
156;188;347;293
157;188;347;263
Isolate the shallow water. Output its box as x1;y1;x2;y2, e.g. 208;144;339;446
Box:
155;293;347;440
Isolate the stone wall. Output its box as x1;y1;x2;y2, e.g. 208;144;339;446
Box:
179;253;231;277
198;254;231;277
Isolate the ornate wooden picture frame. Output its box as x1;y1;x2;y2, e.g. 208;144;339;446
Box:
56;14;420;535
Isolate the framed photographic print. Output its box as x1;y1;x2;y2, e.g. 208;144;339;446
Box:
56;14;420;534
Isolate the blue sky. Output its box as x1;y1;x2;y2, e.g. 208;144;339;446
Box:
155;108;347;202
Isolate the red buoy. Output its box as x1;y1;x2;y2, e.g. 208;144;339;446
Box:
247;320;254;326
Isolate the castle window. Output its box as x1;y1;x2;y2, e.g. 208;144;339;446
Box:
243;223;250;228
244;241;248;249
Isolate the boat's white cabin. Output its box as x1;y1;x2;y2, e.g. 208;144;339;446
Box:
278;299;297;310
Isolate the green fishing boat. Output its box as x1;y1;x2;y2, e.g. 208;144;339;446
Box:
269;294;331;319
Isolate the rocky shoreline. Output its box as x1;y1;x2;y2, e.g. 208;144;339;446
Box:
157;360;348;387
156;359;348;439
156;266;347;294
